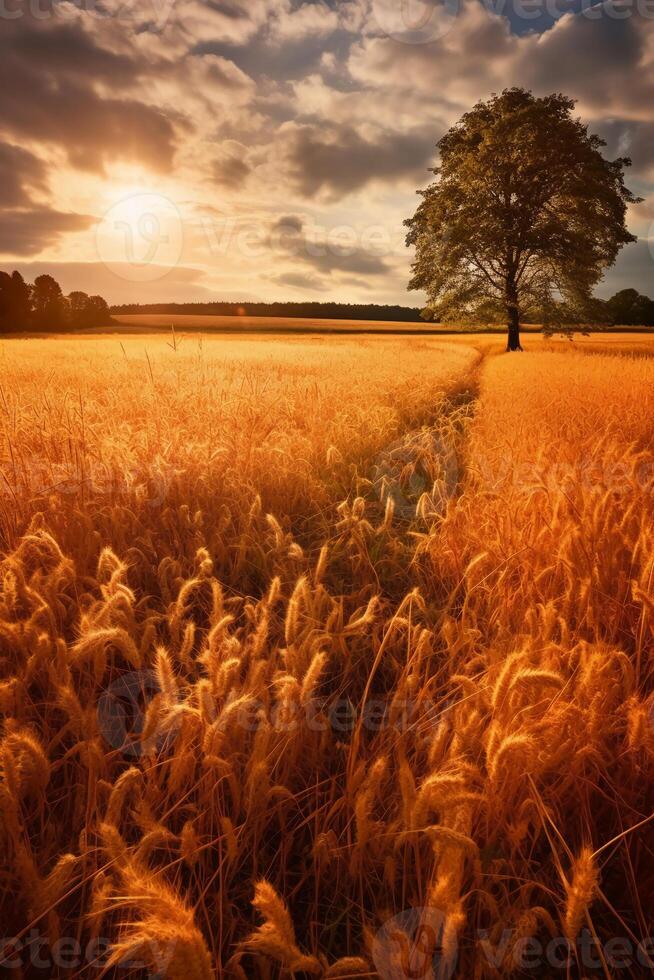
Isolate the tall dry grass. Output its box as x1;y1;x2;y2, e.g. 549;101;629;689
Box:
1;335;653;978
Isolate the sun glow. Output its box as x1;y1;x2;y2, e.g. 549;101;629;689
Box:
94;187;185;281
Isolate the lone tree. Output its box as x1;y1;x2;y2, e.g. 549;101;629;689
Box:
405;89;639;350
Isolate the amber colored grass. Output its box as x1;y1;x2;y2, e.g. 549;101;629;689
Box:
1;333;653;977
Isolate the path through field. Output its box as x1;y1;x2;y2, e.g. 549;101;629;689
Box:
1;335;654;978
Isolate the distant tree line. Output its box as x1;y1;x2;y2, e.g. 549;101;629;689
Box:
113;293;654;328
111;301;424;322
0;270;111;333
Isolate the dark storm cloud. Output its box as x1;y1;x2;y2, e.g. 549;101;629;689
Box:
0;209;94;256
0;16;178;172
285;123;435;198
0;144;47;207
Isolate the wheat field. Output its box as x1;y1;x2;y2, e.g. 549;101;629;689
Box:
1;333;654;978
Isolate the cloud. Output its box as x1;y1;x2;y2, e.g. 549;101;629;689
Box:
191;1;367;81
283;121;435;198
272;215;304;232
0;14;178;173
274;0;370;41
0;144;48;208
172;0;280;45
305;245;388;276
597;239;654;298
0;210;95;257
594;120;654;179
204;0;255;24
344;4;654;186
190;53;256;101
8;17;139;84
0;0;653;305
520;13;654;116
213;143;253;188
347;4;515;110
269;271;331;292
8;261;219;305
270;2;340;41
634;195;654;221
270;215;390;277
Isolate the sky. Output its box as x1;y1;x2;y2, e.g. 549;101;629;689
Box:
2;0;654;306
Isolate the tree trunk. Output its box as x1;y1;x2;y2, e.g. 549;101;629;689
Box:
506;315;522;351
505;287;523;352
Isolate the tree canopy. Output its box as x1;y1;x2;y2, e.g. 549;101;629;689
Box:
406;88;640;349
0;270;110;333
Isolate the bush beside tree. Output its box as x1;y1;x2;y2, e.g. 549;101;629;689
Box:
605;288;654;327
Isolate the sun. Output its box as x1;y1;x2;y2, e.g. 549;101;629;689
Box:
94;188;185;282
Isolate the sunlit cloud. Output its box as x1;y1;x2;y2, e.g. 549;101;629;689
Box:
0;0;652;302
